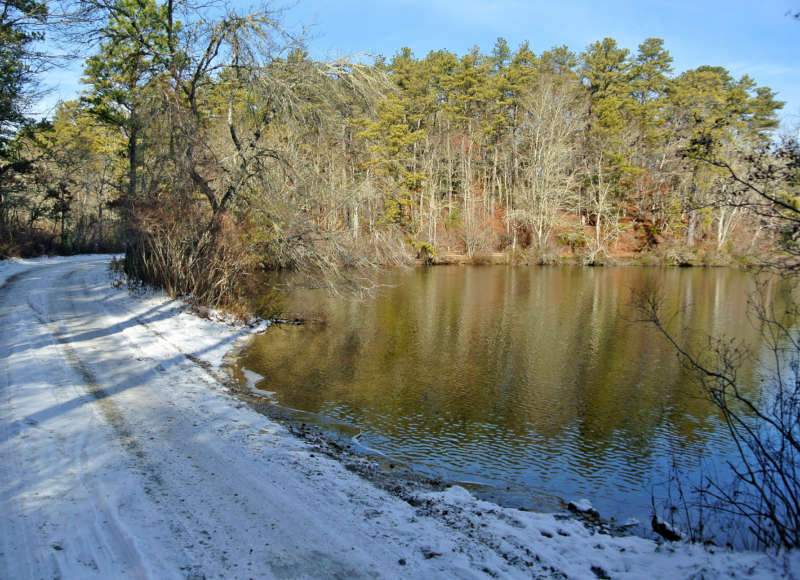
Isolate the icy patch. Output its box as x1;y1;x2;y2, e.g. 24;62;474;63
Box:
241;368;274;398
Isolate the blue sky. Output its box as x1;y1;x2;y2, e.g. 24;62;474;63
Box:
38;0;800;129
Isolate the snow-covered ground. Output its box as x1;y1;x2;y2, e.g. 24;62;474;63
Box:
0;255;797;579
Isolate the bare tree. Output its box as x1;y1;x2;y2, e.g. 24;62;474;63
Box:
581;150;626;264
512;75;586;258
635;139;800;550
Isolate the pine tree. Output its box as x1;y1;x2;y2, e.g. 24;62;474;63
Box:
0;0;47;155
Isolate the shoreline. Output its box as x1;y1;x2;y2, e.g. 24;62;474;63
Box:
1;255;797;579
223;364;641;540
417;250;755;268
223;261;789;551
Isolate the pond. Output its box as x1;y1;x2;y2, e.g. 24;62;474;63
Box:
234;266;791;541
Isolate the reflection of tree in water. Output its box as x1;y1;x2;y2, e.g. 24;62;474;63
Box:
239;266;781;512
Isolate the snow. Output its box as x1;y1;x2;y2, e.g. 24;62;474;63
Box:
1;255;797;579
0;254;87;287
568;499;597;514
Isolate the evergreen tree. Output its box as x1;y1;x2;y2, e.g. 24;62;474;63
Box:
81;0;171;206
0;0;47;156
630;38;673;144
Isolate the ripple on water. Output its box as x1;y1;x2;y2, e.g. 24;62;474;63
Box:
240;266;783;542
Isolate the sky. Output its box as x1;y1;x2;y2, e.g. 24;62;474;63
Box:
37;0;800;130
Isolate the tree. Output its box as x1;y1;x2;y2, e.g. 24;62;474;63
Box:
0;0;49;250
579;38;639;249
0;0;47;155
79;0;405;304
630;38;672;148
659;65;783;252
358;48;427;229
80;0;314;300
81;0;169;209
46;100;123;249
513;74;586;257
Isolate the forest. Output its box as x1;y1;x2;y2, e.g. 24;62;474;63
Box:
1;0;797;310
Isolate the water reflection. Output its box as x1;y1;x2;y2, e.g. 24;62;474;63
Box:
236;266;785;531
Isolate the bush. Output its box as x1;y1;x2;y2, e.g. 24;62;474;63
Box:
124;202;259;314
557;230;587;253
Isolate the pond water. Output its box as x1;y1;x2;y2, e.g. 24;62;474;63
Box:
235;266;790;540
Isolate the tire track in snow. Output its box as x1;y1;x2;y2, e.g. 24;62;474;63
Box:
26;267;148;465
41;265;282;579
42;266;214;578
1;262;197;578
14;264;157;577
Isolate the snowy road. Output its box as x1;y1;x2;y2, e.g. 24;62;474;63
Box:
0;256;796;579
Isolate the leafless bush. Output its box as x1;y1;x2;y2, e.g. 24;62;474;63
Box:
633;281;800;550
124;203;258;312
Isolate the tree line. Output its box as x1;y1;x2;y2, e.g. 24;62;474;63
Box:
0;0;795;309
